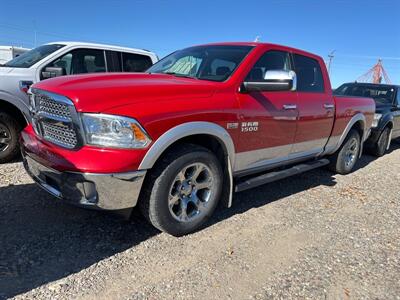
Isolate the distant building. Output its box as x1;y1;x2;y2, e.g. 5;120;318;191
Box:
0;46;30;64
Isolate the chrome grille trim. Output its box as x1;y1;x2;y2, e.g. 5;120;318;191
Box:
42;122;78;149
37;94;72;121
30;88;82;149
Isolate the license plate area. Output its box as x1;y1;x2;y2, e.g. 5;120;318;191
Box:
24;156;63;198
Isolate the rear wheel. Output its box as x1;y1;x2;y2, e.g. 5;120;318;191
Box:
0;112;21;163
328;129;361;175
370;127;391;157
140;144;223;236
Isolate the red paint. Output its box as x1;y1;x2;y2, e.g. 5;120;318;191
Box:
23;42;375;173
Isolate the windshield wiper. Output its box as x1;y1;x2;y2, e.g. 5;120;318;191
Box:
164;72;197;79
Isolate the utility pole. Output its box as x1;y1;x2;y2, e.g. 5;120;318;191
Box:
327;50;335;76
33;20;37;47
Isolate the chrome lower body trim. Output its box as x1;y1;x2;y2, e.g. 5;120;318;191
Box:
23;154;146;210
234;139;327;174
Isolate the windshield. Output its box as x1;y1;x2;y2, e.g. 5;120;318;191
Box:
4;44;65;68
147;45;254;82
335;84;396;105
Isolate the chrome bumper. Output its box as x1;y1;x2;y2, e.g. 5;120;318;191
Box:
23;154;146;210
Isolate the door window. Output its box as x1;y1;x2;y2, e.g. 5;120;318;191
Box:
49;53;73;74
44;48;106;76
106;51;122;72
122;53;153;72
293;54;324;92
396;89;400;106
246;50;292;82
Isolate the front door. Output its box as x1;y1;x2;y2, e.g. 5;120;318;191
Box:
235;50;298;174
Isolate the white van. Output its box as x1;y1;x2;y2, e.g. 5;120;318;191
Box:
0;42;158;163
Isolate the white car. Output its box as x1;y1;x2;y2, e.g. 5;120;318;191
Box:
0;42;158;163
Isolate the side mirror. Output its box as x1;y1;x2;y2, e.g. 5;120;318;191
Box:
41;67;66;79
241;70;297;92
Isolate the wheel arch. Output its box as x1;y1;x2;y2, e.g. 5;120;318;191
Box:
0;99;28;128
380;114;394;130
139;122;235;207
325;113;367;155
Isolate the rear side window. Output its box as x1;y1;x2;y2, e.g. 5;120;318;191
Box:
246;50;292;82
293;54;324;92
122;53;153;72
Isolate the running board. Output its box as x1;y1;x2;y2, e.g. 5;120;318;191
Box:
235;158;330;193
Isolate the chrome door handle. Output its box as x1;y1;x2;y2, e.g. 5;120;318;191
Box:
283;104;297;110
324;104;335;109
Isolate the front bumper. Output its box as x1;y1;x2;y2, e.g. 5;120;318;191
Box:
22;153;147;210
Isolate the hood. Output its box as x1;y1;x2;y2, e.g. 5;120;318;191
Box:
0;66;14;75
32;73;218;112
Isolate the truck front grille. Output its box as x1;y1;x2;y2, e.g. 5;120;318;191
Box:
37;94;72;120
31;89;82;149
42;122;78;148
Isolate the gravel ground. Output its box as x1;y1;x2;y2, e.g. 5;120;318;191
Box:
1;144;400;300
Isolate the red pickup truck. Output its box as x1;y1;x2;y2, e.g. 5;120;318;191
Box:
21;42;375;235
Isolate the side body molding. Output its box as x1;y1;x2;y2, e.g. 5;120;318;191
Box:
324;113;367;155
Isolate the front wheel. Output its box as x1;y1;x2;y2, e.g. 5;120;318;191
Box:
328;129;361;175
370;127;391;157
140;144;223;236
0;112;21;163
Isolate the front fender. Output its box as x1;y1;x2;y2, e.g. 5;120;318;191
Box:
377;113;394;131
138;121;235;170
0;89;30;122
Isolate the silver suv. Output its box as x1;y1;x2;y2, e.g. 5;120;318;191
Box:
0;42;158;163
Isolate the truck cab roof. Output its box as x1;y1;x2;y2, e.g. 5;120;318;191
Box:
45;41;154;55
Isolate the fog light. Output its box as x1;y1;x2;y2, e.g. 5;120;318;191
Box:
82;181;97;203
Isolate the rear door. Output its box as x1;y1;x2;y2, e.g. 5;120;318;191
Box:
393;88;400;138
291;53;334;155
235;50;298;173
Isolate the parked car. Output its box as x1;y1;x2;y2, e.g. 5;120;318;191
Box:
335;82;400;156
0;42;158;163
0;46;30;64
21;42;375;236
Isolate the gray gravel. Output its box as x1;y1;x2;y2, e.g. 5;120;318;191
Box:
1;143;400;300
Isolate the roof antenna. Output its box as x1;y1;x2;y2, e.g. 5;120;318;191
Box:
254;35;261;42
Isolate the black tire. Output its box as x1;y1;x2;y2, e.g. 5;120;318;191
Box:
0;112;21;163
139;144;223;236
370;127;391;157
328;129;361;175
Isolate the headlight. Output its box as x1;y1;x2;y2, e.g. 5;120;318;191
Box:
372;113;382;128
28;88;36;113
81;113;151;148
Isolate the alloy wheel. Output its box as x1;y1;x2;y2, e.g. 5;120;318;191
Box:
0;123;11;152
344;137;359;168
168;162;215;223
